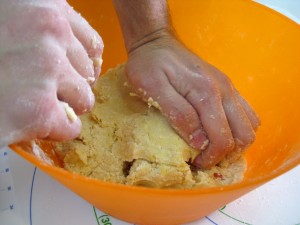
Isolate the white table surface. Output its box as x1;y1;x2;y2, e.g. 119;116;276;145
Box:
1;1;299;225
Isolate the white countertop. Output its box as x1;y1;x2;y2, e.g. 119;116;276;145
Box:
1;1;299;225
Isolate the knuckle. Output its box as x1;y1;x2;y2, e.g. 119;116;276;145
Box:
189;89;210;105
219;73;232;85
35;7;71;39
242;131;256;146
36;93;57;120
253;115;261;130
220;75;235;93
225;138;235;151
166;107;184;123
170;105;197;125
89;32;104;55
166;106;200;140
29;92;57;135
59;78;95;114
126;73;160;96
194;76;220;97
33;44;62;75
79;86;95;113
215;136;235;153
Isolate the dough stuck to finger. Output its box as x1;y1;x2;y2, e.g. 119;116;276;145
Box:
91;57;103;68
147;97;162;110
62;102;78;123
200;139;210;150
91;35;102;49
86;77;95;84
52;64;247;189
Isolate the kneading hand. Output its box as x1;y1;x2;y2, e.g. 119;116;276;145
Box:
112;0;260;168
125;31;260;168
0;0;103;147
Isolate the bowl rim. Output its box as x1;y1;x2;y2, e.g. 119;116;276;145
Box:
10;144;300;195
233;0;299;27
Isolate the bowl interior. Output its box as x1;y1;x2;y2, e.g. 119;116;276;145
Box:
66;0;300;181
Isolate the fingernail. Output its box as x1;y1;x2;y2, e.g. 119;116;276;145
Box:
189;129;209;150
63;102;78;123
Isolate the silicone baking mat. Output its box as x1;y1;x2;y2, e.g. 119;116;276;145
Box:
1;147;299;225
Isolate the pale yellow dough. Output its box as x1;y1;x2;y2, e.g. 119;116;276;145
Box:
54;64;246;189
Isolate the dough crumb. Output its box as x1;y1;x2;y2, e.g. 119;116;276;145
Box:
200;139;209;150
129;92;139;97
147;97;162;110
91;57;103;67
91;35;101;49
87;77;95;84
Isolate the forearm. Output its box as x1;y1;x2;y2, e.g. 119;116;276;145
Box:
112;0;172;52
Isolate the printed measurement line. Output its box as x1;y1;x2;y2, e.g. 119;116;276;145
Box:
93;206;101;225
0;151;8;157
0;204;14;211
0;186;12;192
0;168;10;174
93;205;216;225
218;209;252;225
205;216;218;225
30;167;37;225
93;206;135;225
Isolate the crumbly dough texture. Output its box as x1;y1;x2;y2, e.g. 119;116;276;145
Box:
54;64;246;189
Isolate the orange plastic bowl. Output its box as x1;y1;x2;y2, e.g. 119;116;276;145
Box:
11;0;300;224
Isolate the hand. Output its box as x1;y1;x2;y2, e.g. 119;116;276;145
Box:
0;0;103;147
125;30;260;168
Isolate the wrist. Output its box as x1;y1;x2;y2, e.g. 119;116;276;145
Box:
112;0;173;53
127;26;176;54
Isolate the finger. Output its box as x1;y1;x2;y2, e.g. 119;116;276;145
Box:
222;96;256;151
189;92;235;169
46;100;82;140
65;5;104;78
57;62;95;115
8;89;81;142
158;89;208;150
67;37;95;83
236;94;261;131
128;73;208;149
